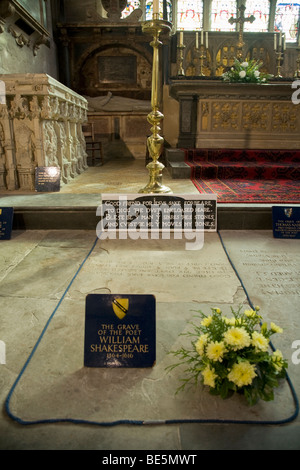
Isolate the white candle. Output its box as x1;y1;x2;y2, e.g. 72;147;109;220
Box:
279;31;282;47
201;30;204;45
283;34;286;50
153;0;159;16
180;31;183;46
274;33;277;50
196;32;199;49
205;31;208;49
298;34;300;47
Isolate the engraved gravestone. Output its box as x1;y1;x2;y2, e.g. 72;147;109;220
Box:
99;193;217;232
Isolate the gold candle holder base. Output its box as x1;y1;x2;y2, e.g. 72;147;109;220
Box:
139;17;172;194
139;160;172;194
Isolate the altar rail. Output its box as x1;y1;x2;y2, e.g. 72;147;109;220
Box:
0;74;88;190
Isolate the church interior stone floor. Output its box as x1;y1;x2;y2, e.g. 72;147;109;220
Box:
0;158;300;450
0;156;197;205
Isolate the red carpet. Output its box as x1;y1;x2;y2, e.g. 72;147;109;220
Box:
185;149;300;204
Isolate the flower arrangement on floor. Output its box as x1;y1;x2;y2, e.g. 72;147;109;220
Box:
222;58;273;84
168;306;288;406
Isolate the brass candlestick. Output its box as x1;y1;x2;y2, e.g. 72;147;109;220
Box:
294;47;300;78
195;44;206;76
275;50;283;78
274;34;285;78
139;16;172;194
177;44;185;76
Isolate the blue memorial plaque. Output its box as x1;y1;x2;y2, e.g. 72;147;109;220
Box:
35;167;60;192
84;294;156;368
272;206;300;239
0;207;13;240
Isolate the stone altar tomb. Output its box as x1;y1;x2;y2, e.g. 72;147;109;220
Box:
0;73;88;191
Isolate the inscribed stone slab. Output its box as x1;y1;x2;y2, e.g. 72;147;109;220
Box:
68;233;240;303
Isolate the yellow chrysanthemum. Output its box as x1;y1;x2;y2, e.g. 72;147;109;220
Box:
213;308;222;314
251;331;269;352
272;349;284;371
195;334;208;356
270;322;283;334
224;317;236;326
228;361;257;387
201;316;213;327
223;327;251;350
202;366;217;388
206;341;227;362
244;309;257;318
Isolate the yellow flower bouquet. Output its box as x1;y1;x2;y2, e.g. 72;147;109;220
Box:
168;306;288;406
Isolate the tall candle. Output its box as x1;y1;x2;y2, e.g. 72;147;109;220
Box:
205;31;208;49
180;31;183;46
153;0;159;16
283;34;286;50
196;32;199;49
274;33;277;50
279;31;282;47
298;34;300;47
201;30;204;45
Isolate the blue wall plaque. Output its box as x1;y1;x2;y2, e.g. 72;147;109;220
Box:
0;207;14;240
84;294;156;368
272;206;300;239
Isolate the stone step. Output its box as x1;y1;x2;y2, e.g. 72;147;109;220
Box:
165;148;190;179
9;204;274;231
166;161;191;179
165;148;186;162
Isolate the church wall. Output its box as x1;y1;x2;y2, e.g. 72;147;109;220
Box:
63;0;106;22
0;1;58;78
0;29;58;77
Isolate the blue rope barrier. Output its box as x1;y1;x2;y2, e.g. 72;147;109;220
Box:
4;231;299;427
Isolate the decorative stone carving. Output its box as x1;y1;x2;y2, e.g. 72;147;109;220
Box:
0;73;88;190
0;0;50;57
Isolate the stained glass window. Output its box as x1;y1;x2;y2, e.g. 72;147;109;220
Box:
145;1;173;21
275;2;300;42
210;0;237;31
244;0;270;32
177;0;203;30
121;0;141;19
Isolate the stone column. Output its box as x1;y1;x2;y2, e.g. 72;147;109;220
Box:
0;104;18;190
